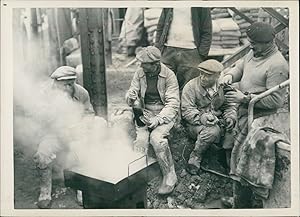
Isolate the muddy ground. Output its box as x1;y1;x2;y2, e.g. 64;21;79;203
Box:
14;53;233;209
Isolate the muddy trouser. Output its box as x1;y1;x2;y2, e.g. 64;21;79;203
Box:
186;123;221;164
135;103;176;172
33;135;77;205
161;46;204;91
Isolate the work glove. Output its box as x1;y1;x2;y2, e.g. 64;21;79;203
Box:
225;117;235;131
200;113;219;127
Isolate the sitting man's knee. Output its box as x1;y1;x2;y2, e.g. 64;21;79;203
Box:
150;131;168;149
198;125;221;143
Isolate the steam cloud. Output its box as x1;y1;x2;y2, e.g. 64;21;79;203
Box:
13;9;144;183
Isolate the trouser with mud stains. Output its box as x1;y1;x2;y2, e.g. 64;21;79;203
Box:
186;124;221;163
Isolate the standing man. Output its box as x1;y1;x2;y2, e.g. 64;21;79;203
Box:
126;46;180;195
220;22;289;208
181;59;237;174
155;7;212;90
34;66;94;208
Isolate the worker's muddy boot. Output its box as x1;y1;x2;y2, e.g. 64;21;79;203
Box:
133;126;150;154
37;167;52;209
156;145;177;195
187;140;210;175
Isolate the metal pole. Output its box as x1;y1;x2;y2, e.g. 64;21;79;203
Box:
248;80;290;130
79;8;108;118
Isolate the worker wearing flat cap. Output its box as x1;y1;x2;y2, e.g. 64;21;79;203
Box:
50;66;94;115
34;66;94;209
126;46;180;195
219;22;289;208
181;59;238;175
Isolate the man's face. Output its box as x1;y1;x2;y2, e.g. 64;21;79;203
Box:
248;37;272;56
199;71;219;88
140;61;160;74
54;79;75;97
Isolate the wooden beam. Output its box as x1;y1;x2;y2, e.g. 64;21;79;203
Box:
262;8;289;27
79;8;108;118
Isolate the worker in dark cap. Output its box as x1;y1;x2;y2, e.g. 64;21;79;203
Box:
34;66;94;208
219;22;289;208
181;59;237;175
126;46;180;195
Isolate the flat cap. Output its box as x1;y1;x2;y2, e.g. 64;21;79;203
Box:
246;22;275;43
136;46;161;63
50;66;77;81
197;59;224;75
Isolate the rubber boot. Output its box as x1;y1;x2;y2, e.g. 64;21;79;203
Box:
187;139;210;175
37;167;52;209
133;126;150;154
155;145;177;195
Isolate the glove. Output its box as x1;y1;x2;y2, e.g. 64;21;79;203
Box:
225;118;235;131
200;113;218;126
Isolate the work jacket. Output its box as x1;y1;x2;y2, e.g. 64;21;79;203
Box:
181;76;237;126
155;8;212;58
72;83;95;115
126;63;180;123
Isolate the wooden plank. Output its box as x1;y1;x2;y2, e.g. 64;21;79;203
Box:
262;8;289;27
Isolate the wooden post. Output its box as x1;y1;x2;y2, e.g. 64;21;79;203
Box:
79;8;108;118
103;8;112;65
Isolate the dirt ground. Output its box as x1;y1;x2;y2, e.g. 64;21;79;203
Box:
14;53;232;209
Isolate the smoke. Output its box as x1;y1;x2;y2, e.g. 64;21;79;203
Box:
13;9;144;183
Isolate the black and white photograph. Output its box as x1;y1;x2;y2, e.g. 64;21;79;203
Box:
0;0;299;216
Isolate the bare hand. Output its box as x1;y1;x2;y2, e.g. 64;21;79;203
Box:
220;74;233;85
225;89;246;103
148;116;160;129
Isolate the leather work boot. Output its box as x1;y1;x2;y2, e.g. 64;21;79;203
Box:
155;145;177;195
37;167;52;209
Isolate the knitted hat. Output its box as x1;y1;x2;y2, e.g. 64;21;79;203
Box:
246;22;275;43
136;46;161;63
197;59;224;75
50;66;77;81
